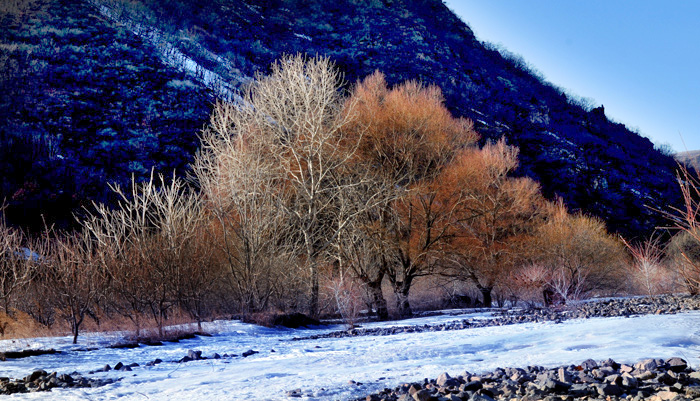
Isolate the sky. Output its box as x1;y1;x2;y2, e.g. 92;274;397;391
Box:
444;0;700;153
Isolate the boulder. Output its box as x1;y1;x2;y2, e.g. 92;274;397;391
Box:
667;357;688;372
580;359;597;370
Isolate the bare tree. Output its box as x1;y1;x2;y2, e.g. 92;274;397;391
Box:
329;174;397;320
665;230;700;295
662;164;700;293
85;172;209;336
44;229;107;344
197;55;390;317
194;101;299;315
0;214;35;317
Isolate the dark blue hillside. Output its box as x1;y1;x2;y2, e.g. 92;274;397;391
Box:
0;0;211;229
0;0;683;237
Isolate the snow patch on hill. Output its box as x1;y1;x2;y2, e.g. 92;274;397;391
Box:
89;0;247;102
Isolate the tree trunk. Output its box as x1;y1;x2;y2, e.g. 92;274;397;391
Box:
395;289;412;318
309;263;319;317
479;286;493;308
367;280;388;320
71;317;81;344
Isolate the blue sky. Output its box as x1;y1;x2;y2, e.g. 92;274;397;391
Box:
444;0;700;153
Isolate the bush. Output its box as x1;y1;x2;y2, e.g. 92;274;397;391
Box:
666;230;700;295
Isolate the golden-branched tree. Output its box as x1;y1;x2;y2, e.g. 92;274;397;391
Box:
344;72;478;317
666;229;700;295
446;140;547;307
532;201;626;304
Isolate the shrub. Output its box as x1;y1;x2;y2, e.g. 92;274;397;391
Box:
666;230;700;295
531;201;627;304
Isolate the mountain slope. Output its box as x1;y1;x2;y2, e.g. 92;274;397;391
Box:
676;150;700;171
0;0;683;237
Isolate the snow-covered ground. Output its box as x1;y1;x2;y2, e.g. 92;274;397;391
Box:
1;310;700;400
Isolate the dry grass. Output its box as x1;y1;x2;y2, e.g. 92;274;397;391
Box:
0;311;60;339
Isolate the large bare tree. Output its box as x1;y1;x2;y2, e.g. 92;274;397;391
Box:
197;55;387;316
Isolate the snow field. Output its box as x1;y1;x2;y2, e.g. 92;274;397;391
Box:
1;310;699;400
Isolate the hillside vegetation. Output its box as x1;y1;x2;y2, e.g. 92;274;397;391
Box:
0;0;684;237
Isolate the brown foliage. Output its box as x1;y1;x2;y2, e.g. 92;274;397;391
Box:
347;71;477;185
661;164;700;294
532;201;626;303
344;72;479;317
666;229;700;294
446;139;547;307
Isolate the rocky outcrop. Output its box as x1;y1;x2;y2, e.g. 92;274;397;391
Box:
0;370;115;395
355;357;700;401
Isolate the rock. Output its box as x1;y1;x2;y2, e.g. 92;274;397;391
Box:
634;370;656;381
595;383;622;396
469;393;496;401
113;362;123;370
26;370;46;382
146;359;162;366
605;373;621;385
212;353;221;359
568;383;593;397
408;383;424;395
600;358;620;369
620;364;635;374
666;357;688;372
242;349;258;358
412;389;431;401
635;358;658;372
557;366;571;383
580;359;597;370
460;381;482;392
685;386;700;398
436;372;459;388
187;350;202;360
286;388;302;398
657;390;679;400
657;371;677;385
621;373;638;388
538;379;570;393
